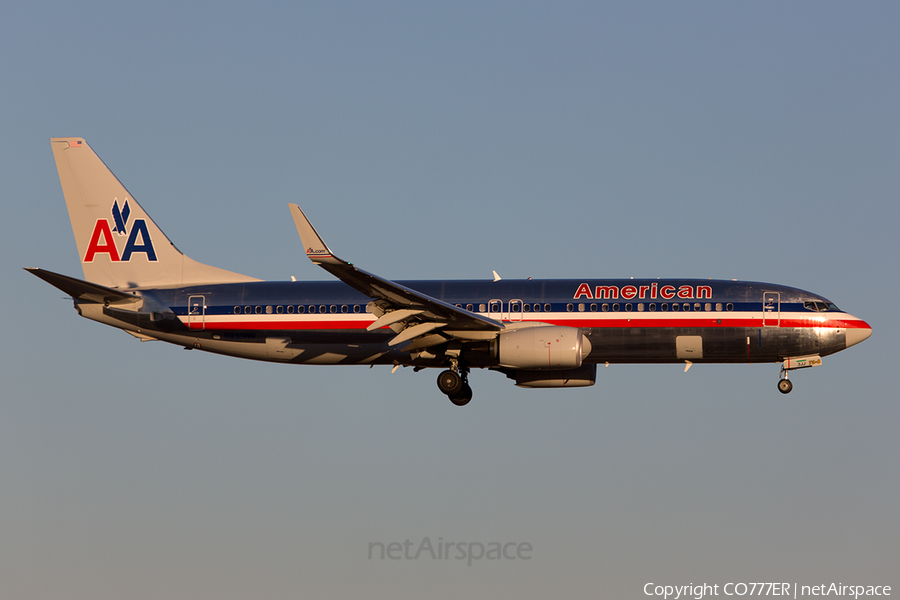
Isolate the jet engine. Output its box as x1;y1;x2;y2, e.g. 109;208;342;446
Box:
493;325;592;369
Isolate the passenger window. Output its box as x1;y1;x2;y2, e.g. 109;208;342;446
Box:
672;303;679;312
340;305;347;313
244;306;252;314
479;304;487;312
287;305;295;314
567;304;574;312
590;303;598;312
694;303;701;311
255;306;263;314
649;303;656;312
354;305;361;313
511;301;522;312
661;303;668;312
715;303;722;311
612;303;620;312
625;303;633;312
233;306;240;314
705;303;711;311
298;306;305;314
684;303;691;311
319;305;326;313
602;303;609;312
524;304;531;312
726;303;733;311
577;303;585;312
544;303;552;312
637;303;644;312
466;304;474;312
266;306;273;314
276;306;284;314
330;305;337;314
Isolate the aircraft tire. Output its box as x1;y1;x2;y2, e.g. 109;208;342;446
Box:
437;369;464;396
449;383;473;406
778;379;793;394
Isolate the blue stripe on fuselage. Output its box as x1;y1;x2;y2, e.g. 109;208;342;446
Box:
137;279;837;319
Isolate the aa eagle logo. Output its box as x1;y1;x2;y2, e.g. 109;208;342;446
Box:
83;199;157;263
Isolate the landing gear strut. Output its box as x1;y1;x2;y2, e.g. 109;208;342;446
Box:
437;366;472;406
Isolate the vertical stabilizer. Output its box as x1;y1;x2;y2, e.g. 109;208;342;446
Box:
50;138;259;288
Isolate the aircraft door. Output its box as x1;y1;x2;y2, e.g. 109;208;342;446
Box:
762;292;780;327
188;295;206;331
508;299;524;322
488;299;503;321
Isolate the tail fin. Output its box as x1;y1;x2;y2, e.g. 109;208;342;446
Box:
50;137;259;288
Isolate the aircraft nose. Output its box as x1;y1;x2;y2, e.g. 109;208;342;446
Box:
845;320;872;348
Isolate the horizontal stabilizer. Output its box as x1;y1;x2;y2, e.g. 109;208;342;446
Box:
25;267;140;305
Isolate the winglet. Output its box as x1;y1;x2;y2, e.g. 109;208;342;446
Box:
289;204;344;266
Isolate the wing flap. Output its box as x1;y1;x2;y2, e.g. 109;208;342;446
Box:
367;308;426;331
388;322;447;347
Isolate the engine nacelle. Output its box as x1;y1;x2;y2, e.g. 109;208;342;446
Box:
495;325;592;369
514;364;597;388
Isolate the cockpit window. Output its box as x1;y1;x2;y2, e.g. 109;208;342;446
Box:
804;300;840;312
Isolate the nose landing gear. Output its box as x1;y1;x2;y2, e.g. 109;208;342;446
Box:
777;372;793;394
777;354;823;394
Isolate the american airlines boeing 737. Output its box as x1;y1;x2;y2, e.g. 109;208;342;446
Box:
28;138;872;405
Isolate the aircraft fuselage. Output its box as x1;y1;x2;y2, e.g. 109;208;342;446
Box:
79;277;867;369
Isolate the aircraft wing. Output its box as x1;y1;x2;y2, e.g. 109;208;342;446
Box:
25;267;140;305
289;204;504;348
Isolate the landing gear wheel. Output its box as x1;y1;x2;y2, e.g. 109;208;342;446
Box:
437;369;463;396
778;378;793;394
449;382;473;406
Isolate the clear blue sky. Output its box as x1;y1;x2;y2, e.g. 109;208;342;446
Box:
2;2;897;598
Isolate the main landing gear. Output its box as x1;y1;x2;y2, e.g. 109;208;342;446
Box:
437;366;473;406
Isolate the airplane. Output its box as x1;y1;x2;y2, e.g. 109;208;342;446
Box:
27;137;872;406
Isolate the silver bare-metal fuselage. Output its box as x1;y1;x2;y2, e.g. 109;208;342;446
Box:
73;277;867;369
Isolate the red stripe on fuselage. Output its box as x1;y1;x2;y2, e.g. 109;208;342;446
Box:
202;319;368;331
187;314;870;332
